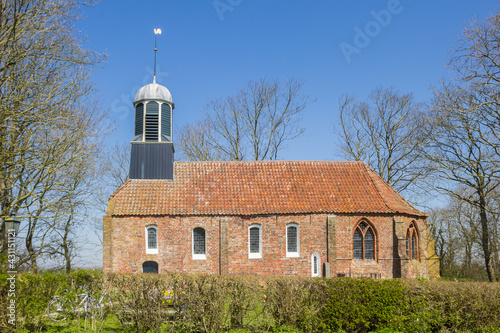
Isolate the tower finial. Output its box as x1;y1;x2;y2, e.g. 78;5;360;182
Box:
154;28;161;83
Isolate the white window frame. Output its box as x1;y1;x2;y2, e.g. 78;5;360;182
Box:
286;223;300;257
248;224;262;259
192;227;207;260
311;252;321;277
158;102;162;142
145;225;158;254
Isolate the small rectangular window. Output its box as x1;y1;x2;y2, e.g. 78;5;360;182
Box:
312;252;321;277
249;228;260;253
145;226;158;254
286;224;299;257
249;225;262;259
193;227;206;260
148;228;157;249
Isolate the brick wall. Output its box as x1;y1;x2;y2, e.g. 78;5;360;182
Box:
103;211;438;279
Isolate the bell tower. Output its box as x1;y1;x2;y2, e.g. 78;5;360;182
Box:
129;29;174;179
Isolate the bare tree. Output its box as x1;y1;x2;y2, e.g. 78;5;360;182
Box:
428;207;460;278
427;82;500;282
176;77;311;161
429;191;495;281
335;87;431;196
177;120;222;161
90;143;131;248
44;141;103;273
0;0;106;270
449;12;500;162
102;143;130;191
487;189;500;280
424;12;500;282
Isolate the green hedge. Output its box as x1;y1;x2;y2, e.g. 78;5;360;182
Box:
2;272;500;333
0;270;102;332
320;279;431;332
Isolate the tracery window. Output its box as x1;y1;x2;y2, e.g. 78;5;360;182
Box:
353;221;375;260
406;222;419;260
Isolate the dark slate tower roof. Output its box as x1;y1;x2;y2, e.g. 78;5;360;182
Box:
111;160;425;217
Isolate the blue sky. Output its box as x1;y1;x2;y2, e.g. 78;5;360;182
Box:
80;0;499;161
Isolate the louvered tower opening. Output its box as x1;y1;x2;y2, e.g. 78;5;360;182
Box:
134;103;144;137
161;103;171;141
145;101;159;141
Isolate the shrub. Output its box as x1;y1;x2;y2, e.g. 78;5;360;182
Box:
4;271;500;332
0;270;102;332
264;277;329;332
404;280;500;332
224;275;264;329
107;272;266;333
320;278;431;333
106;273;172;332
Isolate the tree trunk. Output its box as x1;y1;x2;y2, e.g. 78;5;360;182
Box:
479;190;495;282
26;240;38;274
62;224;71;274
492;220;500;281
0;178;12;271
64;248;71;274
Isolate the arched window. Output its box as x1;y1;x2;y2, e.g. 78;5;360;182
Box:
145;226;158;254
286;223;300;257
142;261;158;273
353;221;376;260
311;252;321;277
248;224;262;259
193;227;206;260
406;222;419;260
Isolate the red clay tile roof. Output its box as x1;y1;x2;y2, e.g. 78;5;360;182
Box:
109;161;425;217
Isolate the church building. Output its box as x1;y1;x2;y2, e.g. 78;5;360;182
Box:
103;76;439;279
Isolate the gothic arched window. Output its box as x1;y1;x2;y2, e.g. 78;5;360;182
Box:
406;222;419;260
353;221;376;260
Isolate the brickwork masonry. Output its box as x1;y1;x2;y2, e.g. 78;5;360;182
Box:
103;210;439;279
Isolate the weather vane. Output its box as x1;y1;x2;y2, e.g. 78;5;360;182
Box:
154;28;161;83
